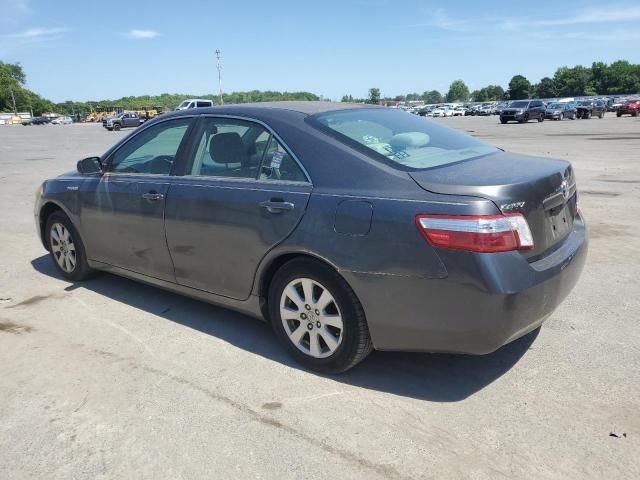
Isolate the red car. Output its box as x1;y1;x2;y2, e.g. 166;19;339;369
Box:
617;99;640;117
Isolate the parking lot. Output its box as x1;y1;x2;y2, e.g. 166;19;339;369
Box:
1;116;639;479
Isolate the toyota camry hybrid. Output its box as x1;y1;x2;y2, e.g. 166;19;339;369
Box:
34;102;588;373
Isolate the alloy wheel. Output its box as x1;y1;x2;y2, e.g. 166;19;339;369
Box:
280;278;344;358
50;222;76;273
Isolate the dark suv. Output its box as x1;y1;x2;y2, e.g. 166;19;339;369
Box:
500;100;545;124
576;100;605;119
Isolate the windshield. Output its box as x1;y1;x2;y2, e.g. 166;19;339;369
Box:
577;101;592;106
178;100;191;108
547;103;562;109
509;101;529;108
309;108;497;171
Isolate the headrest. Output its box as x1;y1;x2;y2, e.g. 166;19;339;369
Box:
389;132;430;149
209;132;246;165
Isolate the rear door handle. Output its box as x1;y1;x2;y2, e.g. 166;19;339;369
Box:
260;200;295;213
142;192;164;201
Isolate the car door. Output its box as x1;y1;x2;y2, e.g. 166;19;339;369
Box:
164;116;312;300
79;117;195;281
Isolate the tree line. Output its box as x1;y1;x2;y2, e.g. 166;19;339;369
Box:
0;61;318;116
344;60;640;104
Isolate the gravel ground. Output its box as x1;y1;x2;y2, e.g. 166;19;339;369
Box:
0;115;639;479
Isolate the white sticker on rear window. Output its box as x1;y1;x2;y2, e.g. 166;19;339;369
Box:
270;151;283;168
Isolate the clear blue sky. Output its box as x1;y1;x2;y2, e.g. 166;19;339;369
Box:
1;0;639;102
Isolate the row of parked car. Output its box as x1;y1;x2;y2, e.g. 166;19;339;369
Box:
411;97;640;123
21;115;74;126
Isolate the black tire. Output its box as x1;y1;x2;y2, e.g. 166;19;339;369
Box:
113;123;121;131
617;112;622;117
45;211;94;281
599;111;604;119
538;113;544;122
633;111;638;117
585;112;591;119
500;118;507;124
268;258;373;373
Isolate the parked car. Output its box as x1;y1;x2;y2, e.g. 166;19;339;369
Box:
34;103;587;373
103;112;143;131
477;105;494;116
616;99;640;117
500;100;546;123
545;102;577;120
175;99;215;111
452;107;465;116
22;116;51;126
575;100;605;119
51;116;73;125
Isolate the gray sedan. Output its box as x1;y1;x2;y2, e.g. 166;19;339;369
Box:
34;102;587;373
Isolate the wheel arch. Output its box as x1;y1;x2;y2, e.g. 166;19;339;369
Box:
256;251;348;321
38;201;84;252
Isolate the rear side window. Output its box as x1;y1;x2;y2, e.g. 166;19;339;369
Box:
187;117;307;182
309;108;496;171
196;101;211;108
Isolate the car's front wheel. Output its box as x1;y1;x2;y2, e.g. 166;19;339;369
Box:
45;211;94;281
269;259;373;373
113;123;121;131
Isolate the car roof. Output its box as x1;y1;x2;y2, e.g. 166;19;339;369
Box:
170;101;379;117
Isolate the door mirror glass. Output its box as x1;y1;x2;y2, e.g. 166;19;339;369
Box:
77;156;103;175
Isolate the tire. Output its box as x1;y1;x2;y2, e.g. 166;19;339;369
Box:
633;111;638;117
617;112;622;117
599;111;604;119
113;123;121;131
500;119;507;124
559;113;564;121
585;112;591;119
538;113;544;122
268;258;373;373
45;211;94;281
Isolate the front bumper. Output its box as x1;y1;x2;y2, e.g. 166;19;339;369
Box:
500;112;525;121
545;111;562;119
344;217;588;354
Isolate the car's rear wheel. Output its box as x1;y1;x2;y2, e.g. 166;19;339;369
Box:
269;259;373;373
45;211;94;281
500;118;507;124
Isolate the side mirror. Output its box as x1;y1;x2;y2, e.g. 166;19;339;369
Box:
77;156;103;175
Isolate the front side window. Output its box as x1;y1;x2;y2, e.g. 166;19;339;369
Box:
109;118;191;174
188;117;307;182
309;108;497;171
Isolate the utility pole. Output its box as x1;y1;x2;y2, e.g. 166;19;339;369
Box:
9;86;17;114
216;49;223;105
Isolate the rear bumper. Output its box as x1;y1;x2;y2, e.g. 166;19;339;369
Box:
344;217;588;354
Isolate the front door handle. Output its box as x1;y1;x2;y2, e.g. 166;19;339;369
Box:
260;200;295;213
142;192;164;201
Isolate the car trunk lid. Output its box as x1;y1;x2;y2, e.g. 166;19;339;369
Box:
409;151;578;259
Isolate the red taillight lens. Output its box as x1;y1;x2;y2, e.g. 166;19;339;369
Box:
415;214;534;253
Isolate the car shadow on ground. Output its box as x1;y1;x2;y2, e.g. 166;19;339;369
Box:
32;255;538;402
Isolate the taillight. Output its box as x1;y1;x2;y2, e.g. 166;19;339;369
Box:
415;214;534;253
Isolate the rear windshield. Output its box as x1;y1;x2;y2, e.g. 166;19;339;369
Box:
308;108;497;171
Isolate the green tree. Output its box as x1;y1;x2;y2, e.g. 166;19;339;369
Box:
553;66;591;96
446;80;469;102
341;94;354;102
406;92;421;101
507;75;532;100
422;90;443;103
367;87;381;104
534;77;557;99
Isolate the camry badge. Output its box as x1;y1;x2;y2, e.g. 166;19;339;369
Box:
500;201;526;213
